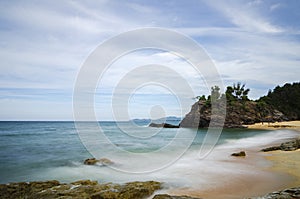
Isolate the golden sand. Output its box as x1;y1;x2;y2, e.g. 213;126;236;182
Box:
265;149;300;187
245;120;300;132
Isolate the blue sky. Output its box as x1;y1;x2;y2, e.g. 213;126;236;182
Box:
0;0;300;120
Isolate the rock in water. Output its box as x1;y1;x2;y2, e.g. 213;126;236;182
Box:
84;158;114;166
84;158;99;165
231;151;246;157
149;123;179;128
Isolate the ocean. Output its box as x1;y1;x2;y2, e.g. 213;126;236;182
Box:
0;121;298;190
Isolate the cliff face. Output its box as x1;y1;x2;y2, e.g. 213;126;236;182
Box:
180;100;287;128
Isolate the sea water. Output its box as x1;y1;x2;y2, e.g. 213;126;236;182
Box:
0;121;298;188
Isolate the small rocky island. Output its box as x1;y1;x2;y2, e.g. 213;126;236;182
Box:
149;122;179;128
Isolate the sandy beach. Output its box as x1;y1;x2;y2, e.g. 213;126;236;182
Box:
265;149;300;187
245;120;300;132
167;151;296;199
163;124;300;199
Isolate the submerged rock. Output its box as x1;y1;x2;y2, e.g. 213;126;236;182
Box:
98;158;114;165
153;194;202;199
0;180;162;199
231;151;246;157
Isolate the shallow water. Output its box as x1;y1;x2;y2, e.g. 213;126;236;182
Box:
0;121;298;188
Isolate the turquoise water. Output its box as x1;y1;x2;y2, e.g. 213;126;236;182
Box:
0;121;298;185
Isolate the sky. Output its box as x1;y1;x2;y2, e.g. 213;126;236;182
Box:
0;0;300;121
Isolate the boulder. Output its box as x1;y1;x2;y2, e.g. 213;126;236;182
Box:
84;158;114;166
231;151;246;157
84;158;99;165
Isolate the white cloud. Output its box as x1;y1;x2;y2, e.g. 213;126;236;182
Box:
270;3;282;12
206;1;283;33
0;0;299;120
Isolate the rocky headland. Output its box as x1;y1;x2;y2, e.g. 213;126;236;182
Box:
179;99;286;128
180;82;300;128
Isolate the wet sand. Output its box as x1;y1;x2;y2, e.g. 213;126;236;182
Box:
160;127;300;199
165;151;293;199
265;149;300;187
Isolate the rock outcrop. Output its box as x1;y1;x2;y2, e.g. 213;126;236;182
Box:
250;187;300;199
180;100;286;128
261;139;300;152
231;151;246;157
149;123;179;128
0;180;161;199
84;158;114;166
153;194;202;199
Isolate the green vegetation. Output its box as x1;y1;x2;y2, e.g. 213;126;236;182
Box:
226;82;250;101
194;82;300;121
258;82;300;120
196;82;250;105
183;82;300;128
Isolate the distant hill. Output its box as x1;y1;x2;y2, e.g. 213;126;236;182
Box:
258;82;300;120
132;116;182;125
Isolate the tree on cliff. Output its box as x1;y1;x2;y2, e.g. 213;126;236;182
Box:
226;83;250;101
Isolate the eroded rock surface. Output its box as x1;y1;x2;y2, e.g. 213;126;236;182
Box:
0;180;161;199
250;187;300;199
153;194;202;199
261;139;300;152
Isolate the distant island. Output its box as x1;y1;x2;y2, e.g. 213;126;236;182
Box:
151;82;300;128
132;116;181;125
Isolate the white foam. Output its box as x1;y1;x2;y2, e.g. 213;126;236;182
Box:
39;129;299;191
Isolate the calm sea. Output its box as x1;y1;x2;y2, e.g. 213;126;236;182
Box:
0;121;298;187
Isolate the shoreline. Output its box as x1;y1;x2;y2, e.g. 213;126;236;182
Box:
162;127;300;199
164;150;295;199
245;120;300;132
1;125;300;198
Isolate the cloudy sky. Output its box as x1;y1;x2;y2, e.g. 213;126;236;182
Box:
0;0;299;121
